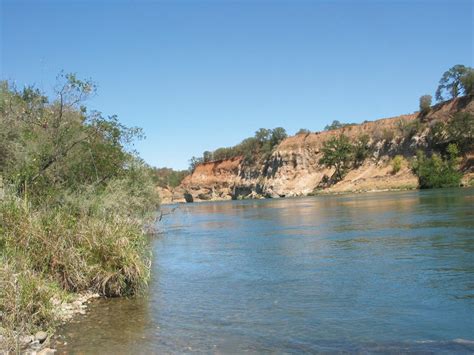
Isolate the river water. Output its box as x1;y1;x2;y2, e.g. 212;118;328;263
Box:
56;189;474;353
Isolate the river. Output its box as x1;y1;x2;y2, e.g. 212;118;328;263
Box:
56;189;474;353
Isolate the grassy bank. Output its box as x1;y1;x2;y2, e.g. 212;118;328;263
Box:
0;75;160;352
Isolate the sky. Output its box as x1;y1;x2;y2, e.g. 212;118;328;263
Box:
1;0;473;170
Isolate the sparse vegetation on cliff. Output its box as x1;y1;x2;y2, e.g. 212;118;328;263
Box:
0;75;159;351
189;127;288;170
182;65;473;201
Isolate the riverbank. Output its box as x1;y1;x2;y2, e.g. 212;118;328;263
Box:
0;76;160;354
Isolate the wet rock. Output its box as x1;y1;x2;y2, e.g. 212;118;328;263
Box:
35;331;48;343
183;192;194;203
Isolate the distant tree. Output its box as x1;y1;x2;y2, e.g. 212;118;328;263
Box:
460;67;474;97
269;127;288;147
324;120;343;131
296;128;311;135
324;120;355;131
318;134;354;182
435;65;472;101
353;134;371;166
188;156;203;172
447;112;474;153
202;150;213;162
419;95;432;116
254;128;272;143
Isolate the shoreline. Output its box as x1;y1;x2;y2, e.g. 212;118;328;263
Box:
1;292;100;354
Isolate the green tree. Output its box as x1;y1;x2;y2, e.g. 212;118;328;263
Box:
435;64;472;101
318;134;354;182
419;95;432;115
203;150;213;162
269;127;288;147
411;144;462;188
460;67;474;97
188;156;203;172
324;120;354;131
254;128;271;143
353;134;371;167
296;128;311;135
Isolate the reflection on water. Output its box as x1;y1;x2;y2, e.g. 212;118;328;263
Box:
56;189;474;353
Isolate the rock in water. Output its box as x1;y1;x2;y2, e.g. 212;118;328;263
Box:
35;331;48;343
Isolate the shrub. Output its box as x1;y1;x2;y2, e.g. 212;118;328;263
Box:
296;128;311;135
391;155;403;174
419;95;432;115
397;119;422;140
411;144;462;188
353;134;371;166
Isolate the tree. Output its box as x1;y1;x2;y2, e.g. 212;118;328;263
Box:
435;65;472;101
411;144;462;189
296;128;311;135
447;112;474;153
353;134;371;167
419;95;432;115
188;156;203;172
324;120;343;131
460;67;474;97
318;134;354;182
202;150;213;162
324;120;354;131
254;128;271;143
270;127;287;147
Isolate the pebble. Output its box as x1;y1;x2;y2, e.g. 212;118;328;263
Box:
38;348;56;355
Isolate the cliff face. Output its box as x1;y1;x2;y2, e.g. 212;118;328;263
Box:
172;97;473;203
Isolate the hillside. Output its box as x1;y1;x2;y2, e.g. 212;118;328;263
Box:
160;96;473;203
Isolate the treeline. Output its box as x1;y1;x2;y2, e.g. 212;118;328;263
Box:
0;74;160;351
153;167;189;188
189;127;288;170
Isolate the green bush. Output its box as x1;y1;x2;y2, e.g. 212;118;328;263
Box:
0;74;159;350
318;134;354;182
419;95;432;115
411;144;462;188
391;155;403;174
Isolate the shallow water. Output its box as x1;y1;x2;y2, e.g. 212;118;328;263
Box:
56;189;474;353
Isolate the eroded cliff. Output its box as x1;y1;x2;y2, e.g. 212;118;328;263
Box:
165;97;473;203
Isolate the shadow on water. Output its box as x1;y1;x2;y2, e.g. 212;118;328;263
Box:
56;189;474;353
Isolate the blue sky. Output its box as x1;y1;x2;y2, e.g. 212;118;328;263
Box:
1;0;472;170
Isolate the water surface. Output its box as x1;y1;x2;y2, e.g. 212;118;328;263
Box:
57;189;474;353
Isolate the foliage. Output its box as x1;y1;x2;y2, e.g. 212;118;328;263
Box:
427;112;474;153
397;119;423;140
0;74;159;350
324;120;355;131
190;127;288;170
296;128;311;135
153;168;189;188
419;95;432;115
460;67;474;97
391;155;403;174
353;134;371;166
318;134;354;182
411;144;462;188
435;64;473;101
